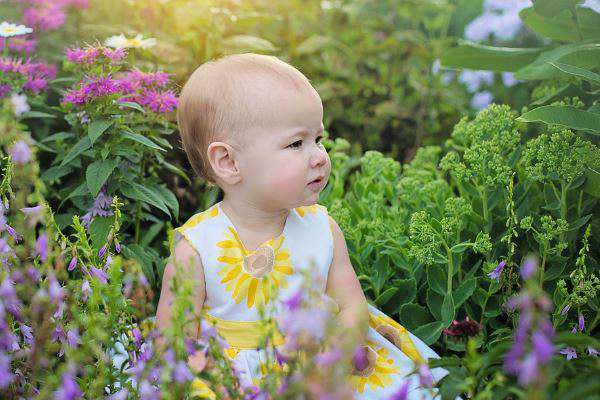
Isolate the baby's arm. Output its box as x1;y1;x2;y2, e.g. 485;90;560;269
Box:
155;237;207;372
325;216;369;351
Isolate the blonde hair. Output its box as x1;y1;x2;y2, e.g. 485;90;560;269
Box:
177;53;314;184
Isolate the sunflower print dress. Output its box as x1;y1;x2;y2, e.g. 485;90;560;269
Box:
174;201;448;399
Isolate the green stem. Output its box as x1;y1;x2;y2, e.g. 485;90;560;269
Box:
480;188;490;233
569;5;584;41
444;244;454;293
540;250;547;285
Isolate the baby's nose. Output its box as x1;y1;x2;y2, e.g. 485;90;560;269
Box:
310;148;327;167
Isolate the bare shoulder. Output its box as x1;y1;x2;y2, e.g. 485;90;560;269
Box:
327;215;347;249
163;236;204;283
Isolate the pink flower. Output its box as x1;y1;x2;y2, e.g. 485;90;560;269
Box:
138;89;178;113
23;4;67;31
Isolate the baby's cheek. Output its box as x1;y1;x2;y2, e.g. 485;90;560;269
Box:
267;161;304;194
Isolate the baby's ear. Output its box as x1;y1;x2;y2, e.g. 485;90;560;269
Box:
206;141;242;185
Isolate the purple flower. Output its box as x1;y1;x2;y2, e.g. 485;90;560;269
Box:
23;4;67;32
35;232;48;262
417;363;435;389
282;288;303;311
139;380;159;400
502;72;519;87
531;331;554;363
172;360;193;383
470;91;493;111
81;280;91;302
98;245;107;259
53;368;82;399
315;347;342;366
108;389;129;400
587;347;599;357
89;267;108;284
20;205;44;228
0;279;22;320
68;256;77;271
67;328;80;348
138;89;178;113
0;354;15;389
115;242;121;254
561;304;570;316
9;140;32;164
559;347;577;360
488;260;506;280
578;314;585;332
458;70;493;92
20;323;34;346
388;380;410;400
520;257;537;280
48;275;65;304
517;353;539;386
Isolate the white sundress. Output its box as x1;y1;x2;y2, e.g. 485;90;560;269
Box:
173;201;448;399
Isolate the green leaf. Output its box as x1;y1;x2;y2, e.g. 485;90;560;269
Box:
584;167;600;197
514;41;600;80
427;264;447;295
120;181;170;215
412;321;445;345
20;111;56;119
58;182;89;209
59;136;92;166
117;101;146;113
549;61;600;85
222;35;277;52
89;216;114;250
40;131;75;143
388;278;417;314
399;304;434;331
160;160;191;185
122;244;156;286
153;184;179;220
450;242;471;253
141;221;165;247
88;120;113;145
533;0;581;17
517;105;600;132
441;293;455;326
296;35;339;55
86;159;118;197
427;289;443;320
568;213;592;231
520;6;600;42
374;287;398;306
440;40;542;72
122;131;165;151
453;277;477;308
40;165;72;182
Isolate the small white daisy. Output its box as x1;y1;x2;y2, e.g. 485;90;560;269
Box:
0;21;33;38
104;34;156;49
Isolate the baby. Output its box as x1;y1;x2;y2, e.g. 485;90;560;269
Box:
156;53;446;398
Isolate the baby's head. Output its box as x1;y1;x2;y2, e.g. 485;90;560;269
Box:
177;53;330;210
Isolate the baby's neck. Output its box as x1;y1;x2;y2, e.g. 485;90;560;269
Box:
220;197;291;249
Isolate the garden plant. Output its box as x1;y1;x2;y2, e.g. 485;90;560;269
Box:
1;0;599;399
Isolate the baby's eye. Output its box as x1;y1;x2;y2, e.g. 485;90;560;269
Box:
288;140;302;149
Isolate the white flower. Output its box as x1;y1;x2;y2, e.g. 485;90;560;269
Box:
10;93;30;117
104;34;156;49
0;21;33;38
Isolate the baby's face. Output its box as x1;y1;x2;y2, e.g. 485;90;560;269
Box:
235;82;330;210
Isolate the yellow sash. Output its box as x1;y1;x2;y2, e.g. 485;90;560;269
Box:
200;311;285;349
